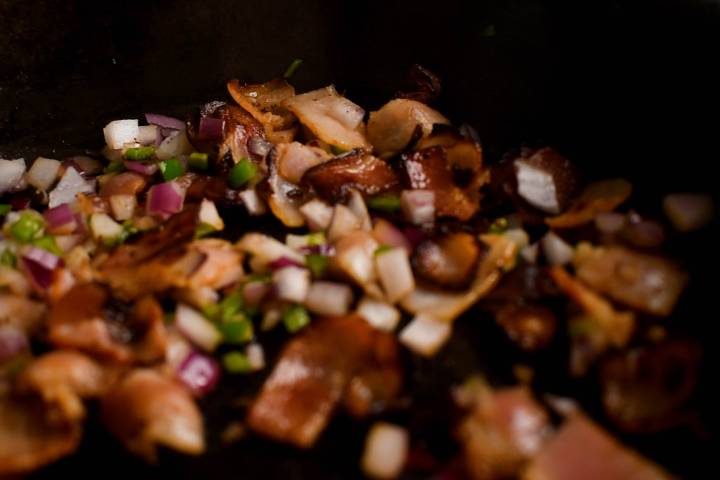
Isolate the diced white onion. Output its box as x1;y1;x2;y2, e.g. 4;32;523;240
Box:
515;160;560;214
198;198;224;230
375;248;415;303
327;204;361;242
285;233;311;250
504;228;530;249
520;243;539;264
175;303;222;352
89;213;123;242
246;343;266;371
0;158;26;194
109;194;137;221
156;130;193;160
357;297;401;331
300;199;334;231
400;190;435;225
305;281;354;316
399;314;451;357
136;125;159;145
347;189;372;231
239;188;267;216
103;119;139;150
237;233;305;270
49;167;96;208
334;233;378;286
540;231;574;266
361;422;409;480
273;266;310;303
26;157;61;191
261;305;283;331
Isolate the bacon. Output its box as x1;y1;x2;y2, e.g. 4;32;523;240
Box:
247;315;401;448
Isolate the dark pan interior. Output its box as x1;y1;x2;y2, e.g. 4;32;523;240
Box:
1;1;718;478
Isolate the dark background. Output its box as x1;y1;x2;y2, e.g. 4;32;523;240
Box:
1;0;719;478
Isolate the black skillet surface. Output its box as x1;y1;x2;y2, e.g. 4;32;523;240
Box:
1;0;719;478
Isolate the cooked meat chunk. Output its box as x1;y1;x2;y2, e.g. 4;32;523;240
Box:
15;350;114;423
101;369;204;461
573;243;687;316
400;146;479;221
367;99;449;158
0;398;82;476
524;416;672;480
494;304;557;352
0;293;46;334
458;386;550;480
248;315;401;448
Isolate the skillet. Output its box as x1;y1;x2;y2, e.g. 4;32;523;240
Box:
1;0;718;478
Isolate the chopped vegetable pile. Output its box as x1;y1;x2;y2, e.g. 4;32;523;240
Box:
0;65;713;478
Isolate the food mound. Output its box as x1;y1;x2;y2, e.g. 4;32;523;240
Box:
0;65;712;478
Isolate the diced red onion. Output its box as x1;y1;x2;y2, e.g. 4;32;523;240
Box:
176;350;221;397
361;422;410;480
198;117;225;141
272;266;310;303
372;219;412;254
400;190;435;225
145;113;186;131
44;203;77;234
0;325;29;363
663;193;714;232
49;167;96;208
305;281;354;316
375;248;415;303
27;157;61;190
541;231;574;266
22;246;61;271
248;135;273;157
299;199;334;231
399;314;452;357
269;256;306;270
357;297;401;331
20;248;61;290
10;194;31;210
147;181;185;218
0;158;26;194
125;160;159;176
403;227;427;249
175;304;222;352
594;212;626;233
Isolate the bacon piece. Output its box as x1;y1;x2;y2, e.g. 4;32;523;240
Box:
247;315;401;448
524;416;673;480
457;386;551;480
400;146;479;221
573;243;688;316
